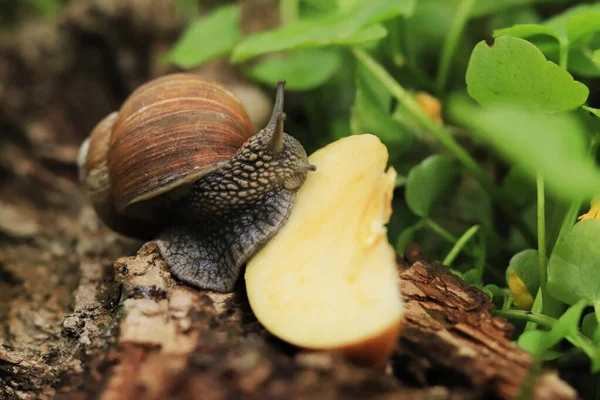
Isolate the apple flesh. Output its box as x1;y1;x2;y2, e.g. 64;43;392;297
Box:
245;134;404;367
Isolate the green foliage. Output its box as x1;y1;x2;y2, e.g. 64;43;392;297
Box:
582;313;599;341
166;0;600;391
502;167;536;207
350;64;415;159
470;0;569;18
25;0;63;16
405;155;456;217
449;100;600;201
231;0;415;63
164;4;241;68
547;220;600;305
517;299;588;357
507;249;541;297
1;0;66;28
466;36;588;112
248;49;342;91
493;4;600;49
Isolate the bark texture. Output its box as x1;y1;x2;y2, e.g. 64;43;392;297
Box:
0;1;580;399
57;243;574;400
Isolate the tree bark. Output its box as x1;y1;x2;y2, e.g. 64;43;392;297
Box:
0;1;580;399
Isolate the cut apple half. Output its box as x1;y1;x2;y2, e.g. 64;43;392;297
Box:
245;134;404;367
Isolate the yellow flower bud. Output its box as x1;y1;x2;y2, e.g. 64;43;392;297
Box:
578;195;600;221
415;91;443;125
507;268;534;310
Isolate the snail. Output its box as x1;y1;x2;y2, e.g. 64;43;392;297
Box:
77;73;316;292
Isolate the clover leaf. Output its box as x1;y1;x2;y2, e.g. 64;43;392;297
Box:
405;155;456;217
547;220;600;306
466;36;588;113
248;49;342;91
448;97;600;202
494;4;600;49
231;0;415;62
507;249;541;300
518;299;588;357
164;4;241;68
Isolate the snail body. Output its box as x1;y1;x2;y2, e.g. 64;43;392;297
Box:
78;73;315;292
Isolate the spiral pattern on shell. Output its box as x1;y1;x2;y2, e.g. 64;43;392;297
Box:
108;73;254;212
79;73;255;237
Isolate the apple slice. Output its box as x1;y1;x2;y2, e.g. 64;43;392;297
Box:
245;134;404;367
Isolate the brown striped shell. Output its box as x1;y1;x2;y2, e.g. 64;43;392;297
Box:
78;73;254;237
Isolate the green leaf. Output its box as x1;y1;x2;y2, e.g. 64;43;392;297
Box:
25;0;63;16
231;0;415;62
448;97;600;202
350;64;414;160
582;313;599;341
395;222;422;256
502;167;536;207
406;155;457;217
164;4;240;68
563;11;600;45
493;3;600;45
463;268;482;285
175;0;200;19
483;284;506;302
247;49;342;91
452;181;494;229
593;49;600;65
583;105;600;119
518;299;588;357
547;220;600;305
341;23;389;44
566;47;600;78
466;36;588;113
337;0;362;11
507;249;541;297
470;0;568;18
494;25;560;41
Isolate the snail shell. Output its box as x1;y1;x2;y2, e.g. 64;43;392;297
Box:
78;73;254;238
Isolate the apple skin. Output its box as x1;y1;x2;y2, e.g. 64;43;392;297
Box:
245;134;404;367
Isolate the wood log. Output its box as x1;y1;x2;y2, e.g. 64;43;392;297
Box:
64;243;576;400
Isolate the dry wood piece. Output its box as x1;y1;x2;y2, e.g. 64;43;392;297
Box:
396;246;577;400
69;243;577;400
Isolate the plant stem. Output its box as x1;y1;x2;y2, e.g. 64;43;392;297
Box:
495;309;556;328
443;224;479;266
476;229;486;283
537;174;548;315
502;293;513;311
528;48;575;321
524;289;543;332
435;0;475;96
352;47;536;246
559;40;569;70
280;0;299;25
425;219;503;280
425;218;457;243
496;310;598;360
567;334;598;362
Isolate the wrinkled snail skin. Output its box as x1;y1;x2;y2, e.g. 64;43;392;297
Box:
156;114;314;292
78;74;316;292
